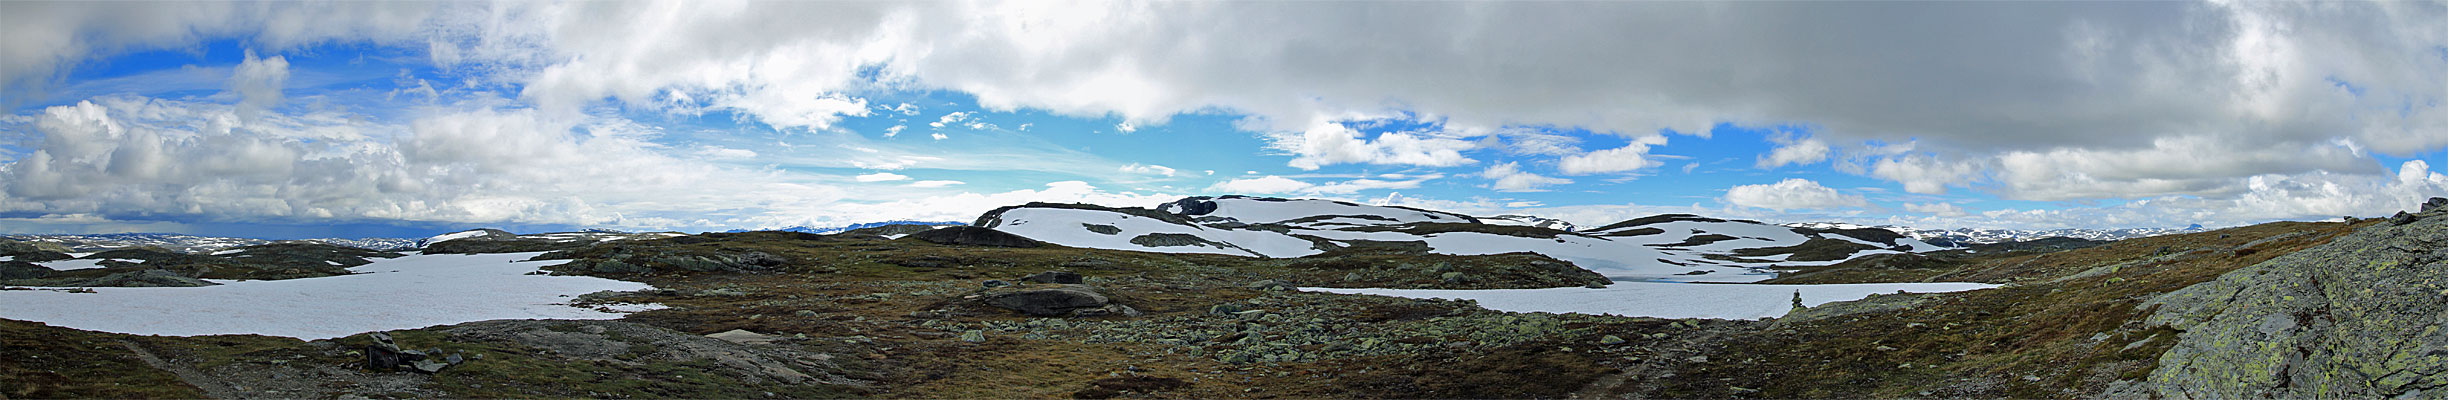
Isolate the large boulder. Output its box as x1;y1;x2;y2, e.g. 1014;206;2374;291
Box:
910;226;1043;248
979;285;1137;317
2140;206;2448;398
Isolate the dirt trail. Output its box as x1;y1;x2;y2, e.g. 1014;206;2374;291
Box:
115;339;239;399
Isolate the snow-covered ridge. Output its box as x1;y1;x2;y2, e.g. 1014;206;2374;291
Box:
416;228;687;249
976;196;1949;283
1780;222;2206;246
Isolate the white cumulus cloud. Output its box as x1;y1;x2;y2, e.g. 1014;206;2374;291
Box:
1723;178;1869;211
1481;162;1571;192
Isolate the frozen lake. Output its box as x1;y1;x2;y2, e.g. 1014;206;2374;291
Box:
1309;281;1998;320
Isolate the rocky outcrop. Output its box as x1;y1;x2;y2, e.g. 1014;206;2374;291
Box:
0;238;74;262
2140;203;2448;398
910;226;1043;248
25;269;219;287
0;261;51;280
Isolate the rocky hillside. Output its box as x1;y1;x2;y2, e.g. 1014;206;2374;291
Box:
2;241;405;287
976;196;1947;281
2136;202;2448;398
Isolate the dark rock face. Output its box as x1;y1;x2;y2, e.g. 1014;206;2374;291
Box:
1080;223;1122;235
1020;271;1083;284
1127;233;1221;248
910;226;1043;248
2141;206;2448;398
2425;197;2448;213
1163;197;1219;216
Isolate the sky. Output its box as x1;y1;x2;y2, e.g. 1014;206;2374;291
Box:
0;1;2444;239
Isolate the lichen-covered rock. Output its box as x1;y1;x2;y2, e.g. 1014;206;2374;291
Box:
2140;208;2448;399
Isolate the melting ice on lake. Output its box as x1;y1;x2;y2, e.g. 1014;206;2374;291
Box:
0;252;658;340
1309;281;1998;320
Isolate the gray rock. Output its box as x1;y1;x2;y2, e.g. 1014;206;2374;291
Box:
981;279;1011;289
1020;271;1083;284
1600;335;1626;345
959;330;986;343
1208;303;1246;315
1247;280;1294;291
2393;211;2419;225
2141;210;2448;398
707;329;782;345
2424;197;2448;213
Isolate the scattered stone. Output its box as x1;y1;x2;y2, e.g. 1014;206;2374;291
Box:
707;329;782;345
1343;272;1363;282
1247;280;1294;291
794;309;819;317
981;279;1011;289
1599;335;1626;345
1874;345;1898;352
1020;271;1083;284
1208;303;1246;315
1440;271;1466;283
959;330;986;343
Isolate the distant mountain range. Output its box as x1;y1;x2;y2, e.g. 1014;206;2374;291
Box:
1;212;2206;257
1;233;422;253
1781;222;2206;246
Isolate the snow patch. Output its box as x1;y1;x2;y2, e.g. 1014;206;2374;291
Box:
35;258;132;271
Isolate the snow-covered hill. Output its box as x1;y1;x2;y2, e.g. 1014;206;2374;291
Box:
719;221;965;235
416;229;687;250
1781;222;2205;246
2;233;420;253
975;196;1947;282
